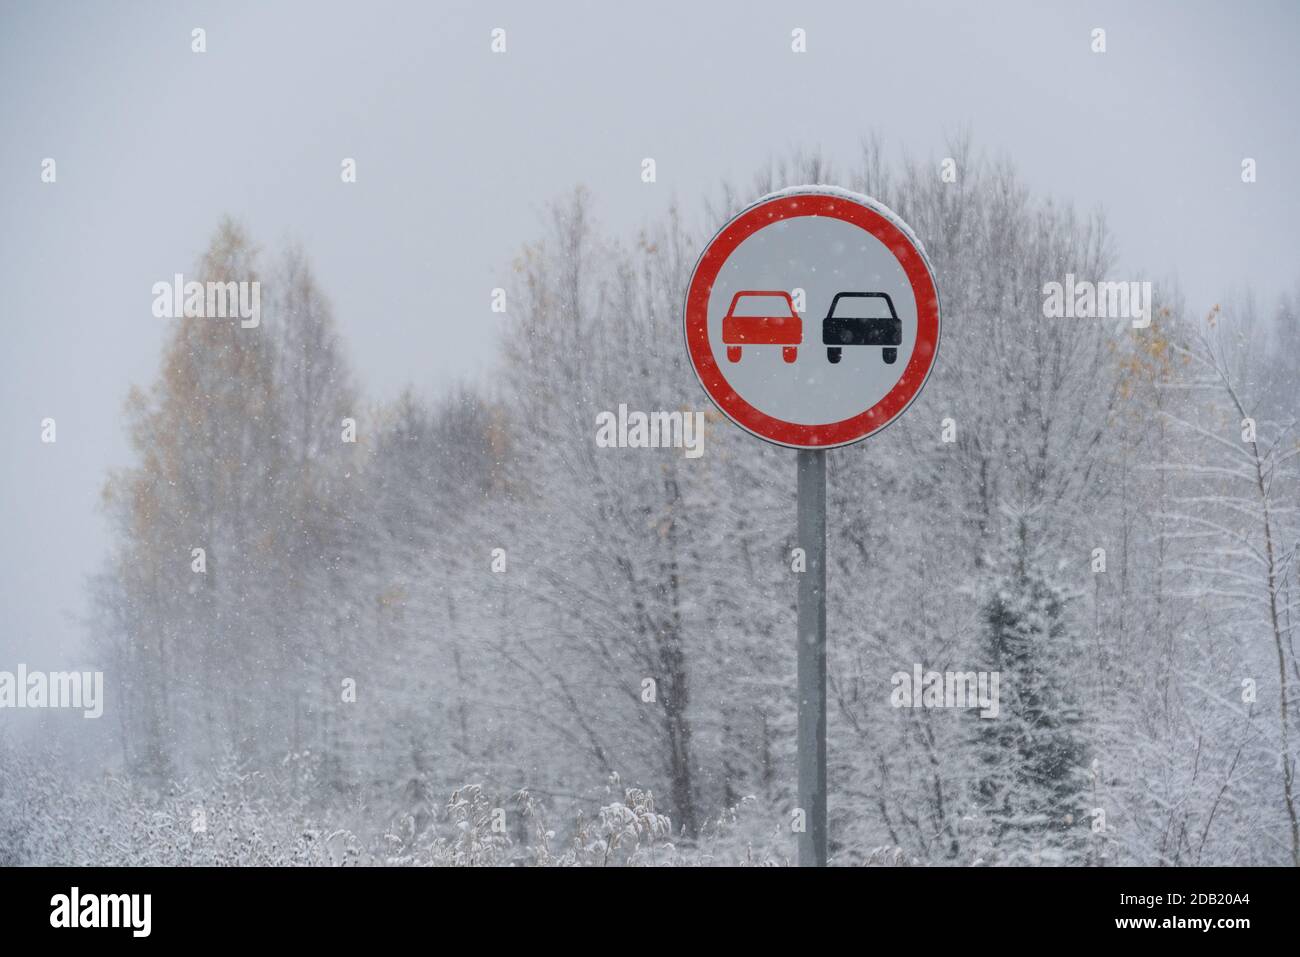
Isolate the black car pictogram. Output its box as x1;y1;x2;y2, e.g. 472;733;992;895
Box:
821;292;902;364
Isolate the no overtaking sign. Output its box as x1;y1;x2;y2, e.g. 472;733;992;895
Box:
683;186;941;866
684;186;941;448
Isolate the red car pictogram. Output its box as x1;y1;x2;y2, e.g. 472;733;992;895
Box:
721;290;802;363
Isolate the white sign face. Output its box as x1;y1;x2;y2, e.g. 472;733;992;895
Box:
684;187;941;449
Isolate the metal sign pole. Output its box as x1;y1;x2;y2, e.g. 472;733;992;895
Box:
796;448;828;867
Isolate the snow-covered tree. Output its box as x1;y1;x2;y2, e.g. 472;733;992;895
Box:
972;510;1089;864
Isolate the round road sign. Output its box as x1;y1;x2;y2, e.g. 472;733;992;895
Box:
683;186;941;449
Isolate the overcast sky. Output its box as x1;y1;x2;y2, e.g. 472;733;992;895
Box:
2;0;1298;666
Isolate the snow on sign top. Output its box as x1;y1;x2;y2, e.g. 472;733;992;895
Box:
683;186;941;449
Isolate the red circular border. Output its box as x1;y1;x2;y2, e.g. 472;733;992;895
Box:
684;191;940;448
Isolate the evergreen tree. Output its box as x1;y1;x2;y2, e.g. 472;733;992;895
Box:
975;513;1089;864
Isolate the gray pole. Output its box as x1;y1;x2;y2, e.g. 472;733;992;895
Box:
796;448;827;866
